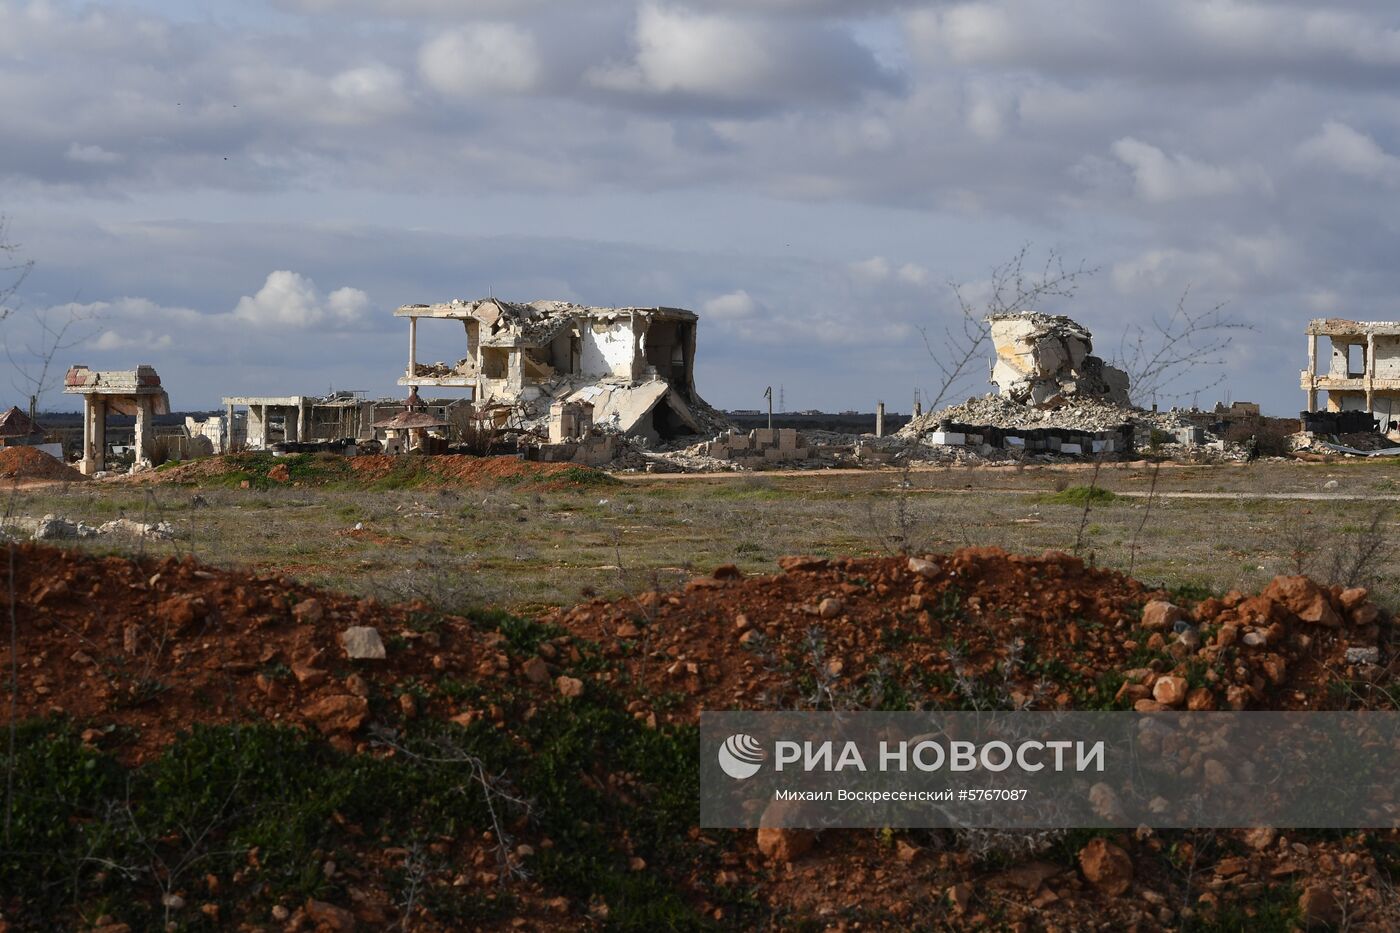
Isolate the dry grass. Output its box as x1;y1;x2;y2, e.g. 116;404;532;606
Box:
6;457;1400;612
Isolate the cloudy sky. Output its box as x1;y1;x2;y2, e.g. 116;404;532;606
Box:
4;0;1399;415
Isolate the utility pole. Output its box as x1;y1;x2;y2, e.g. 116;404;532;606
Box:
764;386;773;431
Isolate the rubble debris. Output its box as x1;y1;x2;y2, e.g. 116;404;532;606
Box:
9;514;175;542
395;298;729;444
687;427;815;465
898;313;1243;460
987;312;1129;407
340;626;387;660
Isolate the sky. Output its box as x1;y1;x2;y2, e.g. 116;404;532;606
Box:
4;0;1400;416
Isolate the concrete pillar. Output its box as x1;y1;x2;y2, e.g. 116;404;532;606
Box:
134;397;152;464
875;401;885;438
1306;333;1318;413
283;406;298;443
1366;332;1376;416
225;402;235;453
408;316;418;377
298;401;309;442
80;396;94;474
92;399;107;473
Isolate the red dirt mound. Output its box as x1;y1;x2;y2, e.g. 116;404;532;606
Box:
5;543;558;764
0;444;86;482
550;546;1393;721
8;543;1399;930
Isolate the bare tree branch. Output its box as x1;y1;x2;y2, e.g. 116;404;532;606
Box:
6;305;103;414
1113;286;1251;408
0;215;34;323
921;246;1094;412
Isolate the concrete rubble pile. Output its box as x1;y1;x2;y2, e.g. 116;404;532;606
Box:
986;313;1129;407
899;312;1231;460
4;514;176;542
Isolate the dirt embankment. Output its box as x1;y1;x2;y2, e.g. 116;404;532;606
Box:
5;543;1398;930
0;444;86;482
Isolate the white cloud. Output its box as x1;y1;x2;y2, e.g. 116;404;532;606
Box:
588;3;896;106
232;271;371;327
91;329;173;351
1297;120;1400;182
849;256;929;286
65;143;122;165
850;256;892;280
418;24;542;96
897;262;930;286
702;289;759;318
1111;137;1241;202
329;63;409;117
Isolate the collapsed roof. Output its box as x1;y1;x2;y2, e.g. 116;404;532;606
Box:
395;298;728;443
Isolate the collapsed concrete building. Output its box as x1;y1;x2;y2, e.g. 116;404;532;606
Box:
395;298;726;444
1301;319;1400;433
987;312;1130;407
63;365;171;474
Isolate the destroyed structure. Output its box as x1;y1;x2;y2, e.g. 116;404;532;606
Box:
64;365;171;475
0;407;45;447
221;393;375;451
1301;319;1400;434
987;312;1130;407
898;312;1219;458
395;298;726;445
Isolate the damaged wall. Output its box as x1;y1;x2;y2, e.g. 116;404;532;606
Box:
987;313;1129;408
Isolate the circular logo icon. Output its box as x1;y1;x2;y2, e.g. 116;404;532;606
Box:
718;733;765;780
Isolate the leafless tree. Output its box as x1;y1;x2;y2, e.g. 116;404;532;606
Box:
0;215;33;322
6;304;102;417
920;246;1094;413
1114;286;1250;408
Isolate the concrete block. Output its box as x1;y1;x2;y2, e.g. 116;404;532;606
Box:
764;447;786;461
966;434;983;445
1060;442;1083;456
729;434;750;451
928;431;966;446
1004;436;1025;448
752;428;776;446
777;428;799;450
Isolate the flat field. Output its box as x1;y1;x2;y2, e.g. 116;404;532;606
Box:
10;455;1400;612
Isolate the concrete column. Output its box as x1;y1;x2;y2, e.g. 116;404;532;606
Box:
875;401;885;438
80;396;94;474
133;397;151;464
1366;332;1376;415
283;406;298;443
225;402;235;453
298;401;309;442
1306;333;1318;413
408;316;418;377
92;399;107;473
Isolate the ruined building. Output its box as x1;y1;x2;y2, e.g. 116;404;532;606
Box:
395;298;726;443
987;312;1130;407
64;364;171;474
1302;319;1400;433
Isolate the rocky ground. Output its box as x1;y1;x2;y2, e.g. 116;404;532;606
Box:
4;540;1399;930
